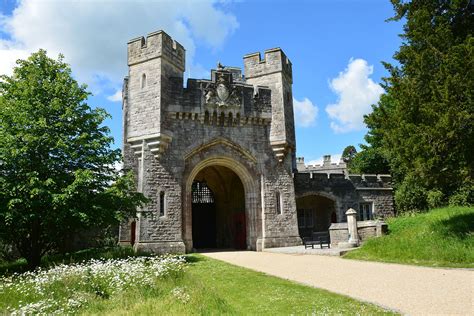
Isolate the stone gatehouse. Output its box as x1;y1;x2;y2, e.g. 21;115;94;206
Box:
118;30;394;253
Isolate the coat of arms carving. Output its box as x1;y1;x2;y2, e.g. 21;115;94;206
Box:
204;64;241;108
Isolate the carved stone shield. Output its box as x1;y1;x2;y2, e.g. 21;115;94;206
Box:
216;83;229;102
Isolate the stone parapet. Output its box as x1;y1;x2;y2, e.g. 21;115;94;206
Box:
128;30;185;70
294;172;393;189
243;48;292;83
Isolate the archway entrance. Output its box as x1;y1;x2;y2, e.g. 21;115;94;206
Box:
296;195;336;238
191;165;246;249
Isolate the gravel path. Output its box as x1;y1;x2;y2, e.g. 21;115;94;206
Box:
202;251;473;315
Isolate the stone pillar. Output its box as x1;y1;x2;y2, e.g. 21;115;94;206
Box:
346;208;359;246
337;208;359;248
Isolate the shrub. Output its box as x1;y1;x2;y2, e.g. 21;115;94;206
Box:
427;189;445;209
0;242;19;262
449;182;474;207
395;176;428;213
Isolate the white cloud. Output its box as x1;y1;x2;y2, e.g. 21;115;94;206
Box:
0;0;238;93
293;97;318;127
0;40;30;76
307;154;343;166
325;58;384;133
107;90;122;102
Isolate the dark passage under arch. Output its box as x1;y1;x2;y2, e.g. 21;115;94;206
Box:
192;181;217;248
191;165;246;249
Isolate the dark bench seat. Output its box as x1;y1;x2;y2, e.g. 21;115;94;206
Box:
303;232;330;249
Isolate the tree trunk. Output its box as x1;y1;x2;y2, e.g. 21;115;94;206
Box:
22;219;43;271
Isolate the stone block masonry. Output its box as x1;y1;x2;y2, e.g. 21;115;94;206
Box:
120;30;302;253
118;30;395;254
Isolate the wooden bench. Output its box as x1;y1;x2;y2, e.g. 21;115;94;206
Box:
303;232;331;249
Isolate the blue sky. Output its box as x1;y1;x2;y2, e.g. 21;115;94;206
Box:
0;0;403;165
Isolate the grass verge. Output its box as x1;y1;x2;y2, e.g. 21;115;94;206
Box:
344;206;474;268
83;254;395;315
1;250;395;315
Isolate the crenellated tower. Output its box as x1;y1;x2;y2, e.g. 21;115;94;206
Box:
243;48;296;170
124;30;185;158
120;30;302;253
119;30;394;254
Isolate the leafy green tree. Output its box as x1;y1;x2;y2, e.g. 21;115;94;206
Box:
342;145;357;163
0;50;146;269
363;0;474;211
349;145;391;174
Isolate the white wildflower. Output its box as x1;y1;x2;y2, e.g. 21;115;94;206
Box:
171;286;191;304
2;254;186;315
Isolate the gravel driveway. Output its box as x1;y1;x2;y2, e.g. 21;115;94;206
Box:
202;251;473;315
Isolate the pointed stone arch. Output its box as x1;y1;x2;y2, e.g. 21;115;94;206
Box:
182;142;261;251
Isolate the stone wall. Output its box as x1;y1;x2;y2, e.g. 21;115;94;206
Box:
119;30;302;253
294;172;395;222
119;30;394;254
329;220;388;247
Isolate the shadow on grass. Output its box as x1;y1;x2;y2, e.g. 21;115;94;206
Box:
184;254;205;264
433;212;474;239
0;259;28;275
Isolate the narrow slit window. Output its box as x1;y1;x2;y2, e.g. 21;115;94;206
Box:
130;220;136;246
159;191;165;216
141;73;147;89
276;192;282;214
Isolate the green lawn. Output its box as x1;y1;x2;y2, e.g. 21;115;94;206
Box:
87;254;394;315
344;206;474;268
1;249;396;315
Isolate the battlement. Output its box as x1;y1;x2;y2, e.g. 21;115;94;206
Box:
296;155;346;173
165;65;273;119
127;30;185;71
294;172;393;189
243;48;292;83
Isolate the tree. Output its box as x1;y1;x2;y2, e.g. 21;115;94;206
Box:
349;145;391;174
364;0;474;211
342;145;357;163
0;50;147;269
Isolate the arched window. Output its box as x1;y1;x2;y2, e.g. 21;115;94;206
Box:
212;111;218;125
141;73;147;89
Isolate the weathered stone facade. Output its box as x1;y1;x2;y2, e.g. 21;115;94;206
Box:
118;30;395;253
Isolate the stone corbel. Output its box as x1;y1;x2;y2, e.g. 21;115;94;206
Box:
127;133;173;159
129;141;144;157
270;140;290;163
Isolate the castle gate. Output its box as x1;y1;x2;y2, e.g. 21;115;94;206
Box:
183;155;258;251
190;164;247;249
119;30;302;254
